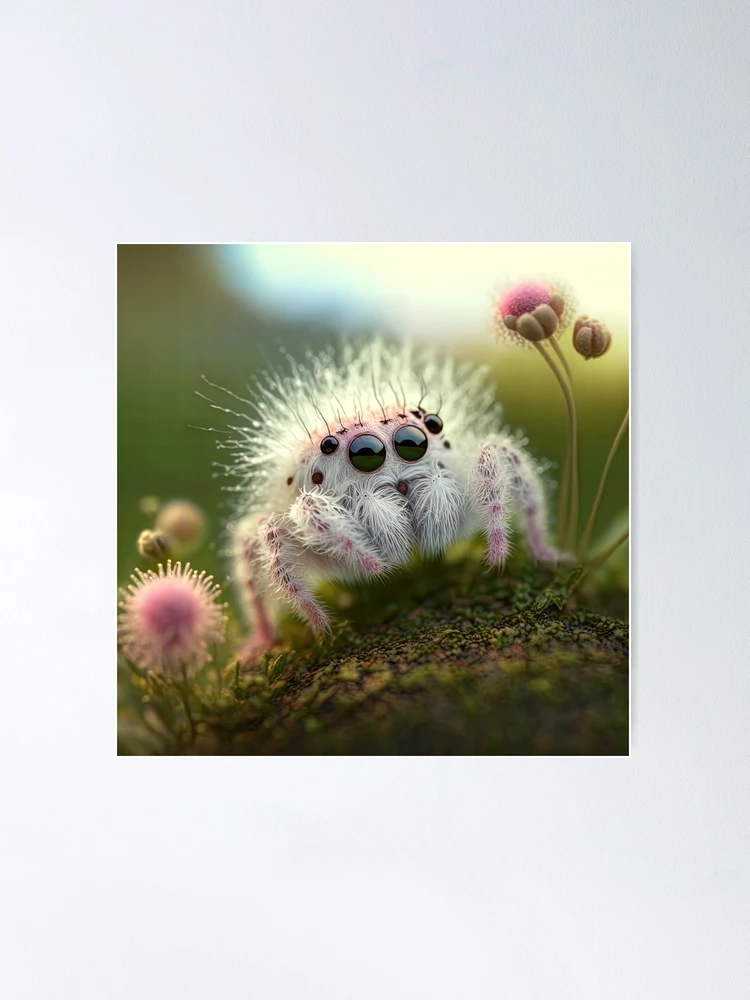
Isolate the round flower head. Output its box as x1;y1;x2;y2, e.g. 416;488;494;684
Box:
118;561;227;674
493;279;574;347
155;499;207;554
572;316;612;360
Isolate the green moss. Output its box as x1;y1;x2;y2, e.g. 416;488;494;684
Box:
118;546;629;756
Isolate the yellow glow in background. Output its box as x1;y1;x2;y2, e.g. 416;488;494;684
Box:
238;242;630;366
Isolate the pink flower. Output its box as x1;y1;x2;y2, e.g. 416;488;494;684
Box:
118;561;227;674
493;278;574;347
498;280;552;320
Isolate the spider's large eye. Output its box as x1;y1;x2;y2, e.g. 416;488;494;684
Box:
320;436;339;455
348;433;386;472
394;425;428;462
424;414;443;434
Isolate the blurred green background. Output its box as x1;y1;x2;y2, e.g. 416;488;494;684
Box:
117;245;629;603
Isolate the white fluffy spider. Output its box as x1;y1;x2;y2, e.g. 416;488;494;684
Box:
203;340;565;656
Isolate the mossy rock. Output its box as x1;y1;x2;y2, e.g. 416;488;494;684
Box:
118;547;629;756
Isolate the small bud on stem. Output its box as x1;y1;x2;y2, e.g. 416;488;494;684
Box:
572;316;611;360
138;529;172;561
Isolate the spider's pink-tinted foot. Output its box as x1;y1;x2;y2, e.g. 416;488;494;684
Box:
487;529;510;566
301;602;330;634
524;507;573;563
495;440;570;564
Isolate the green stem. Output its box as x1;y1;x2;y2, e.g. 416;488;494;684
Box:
577;408;629;560
549;337;573;547
180;665;196;744
584;529;629;577
549;335;574;385
557;445;570;551
534;342;579;551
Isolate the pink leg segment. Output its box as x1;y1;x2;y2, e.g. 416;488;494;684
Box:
259;515;330;632
291;492;385;576
237;534;277;660
471;444;512;566
470;438;565;565
497;441;563;562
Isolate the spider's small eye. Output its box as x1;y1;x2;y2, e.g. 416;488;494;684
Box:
424;414;443;434
394;424;428;462
320;436;339;455
348;433;386;472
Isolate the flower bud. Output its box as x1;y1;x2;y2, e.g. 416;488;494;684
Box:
532;303;559;338
548;293;566;318
572;316;612;360
155;499;207;554
516;313;547;342
138;529;171;561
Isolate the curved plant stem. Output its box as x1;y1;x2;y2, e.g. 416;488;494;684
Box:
549;337;573;545
557;446;571;550
533;342;579;550
549;336;573;386
577;408;629;560
584;529;629;576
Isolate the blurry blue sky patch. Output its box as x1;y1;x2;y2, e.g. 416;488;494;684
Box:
216;244;380;331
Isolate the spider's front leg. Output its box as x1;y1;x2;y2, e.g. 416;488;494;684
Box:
344;483;414;567
258;513;331;632
408;464;464;556
234;518;277;659
289;491;387;577
234;512;330;662
470;437;564;566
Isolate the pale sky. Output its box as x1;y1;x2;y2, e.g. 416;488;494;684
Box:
218;243;630;342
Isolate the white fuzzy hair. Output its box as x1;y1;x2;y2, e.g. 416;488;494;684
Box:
201;338;561;654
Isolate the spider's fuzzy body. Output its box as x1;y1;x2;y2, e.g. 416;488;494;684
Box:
206;340;562;656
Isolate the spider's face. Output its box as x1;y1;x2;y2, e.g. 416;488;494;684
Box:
295;409;449;493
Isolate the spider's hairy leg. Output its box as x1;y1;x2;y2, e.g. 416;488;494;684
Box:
481;437;566;563
290;491;386;577
257;512;330;634
467;443;514;566
344;483;414;566
409;465;464;556
233;519;277;661
500;439;565;562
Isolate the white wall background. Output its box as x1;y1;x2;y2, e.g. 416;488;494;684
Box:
1;1;748;997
